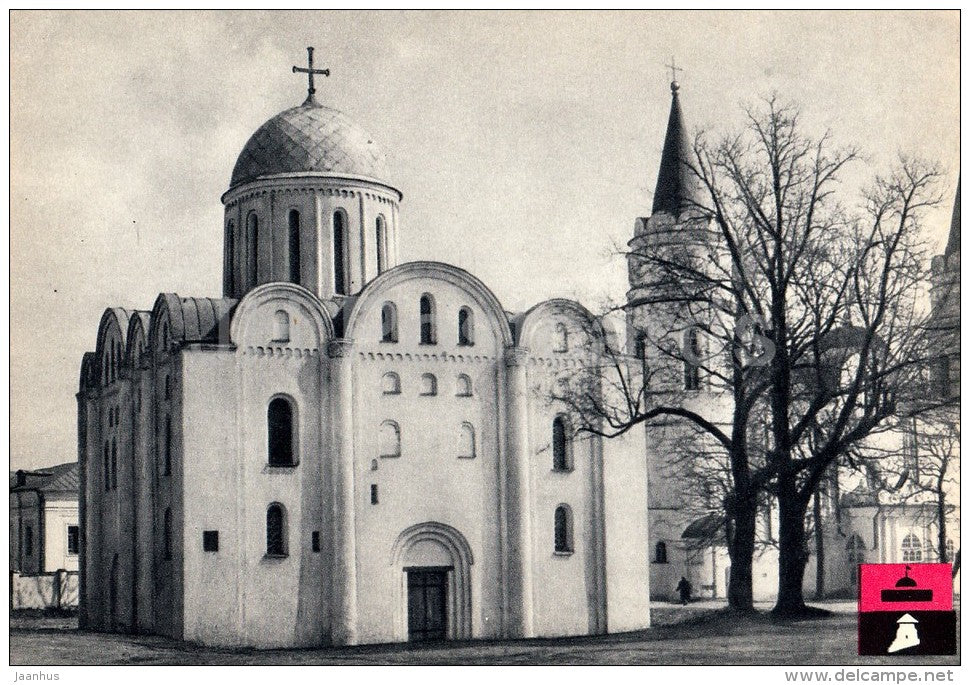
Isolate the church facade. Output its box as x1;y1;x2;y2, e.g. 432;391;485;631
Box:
76;59;650;648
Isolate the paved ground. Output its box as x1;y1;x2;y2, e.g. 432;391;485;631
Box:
9;602;960;666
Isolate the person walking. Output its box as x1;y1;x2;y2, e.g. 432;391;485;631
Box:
676;576;692;605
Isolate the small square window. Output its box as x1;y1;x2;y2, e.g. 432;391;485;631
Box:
203;530;219;552
312;531;321;553
67;525;80;555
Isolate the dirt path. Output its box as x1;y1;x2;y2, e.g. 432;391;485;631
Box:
9;605;959;666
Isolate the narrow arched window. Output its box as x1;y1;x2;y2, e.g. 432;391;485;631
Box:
163;508;173;560
164;374;171;400
554;504;574;553
103;442;110;490
376;215;388;274
288;209;301;284
273;310;290;342
163;415;172;475
901;533;923;562
268;397;295;466
111;438;118;489
266;503;286;557
247;213;259;288
458;423;476;459
225;220;235;293
456;374;473;397
420;373;437;396
684;328;700;390
381;302;398;342
333;210;348;295
458;307;474;346
114;341;121;380
382;372;401;395
554;322;569;353
654;541;668;563
552;415;571;471
420;294;436;344
379;420;401;458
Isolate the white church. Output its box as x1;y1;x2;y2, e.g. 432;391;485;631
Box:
76;50;654;648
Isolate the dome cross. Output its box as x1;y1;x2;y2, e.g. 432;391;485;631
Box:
292;47;330;105
665;56;683;91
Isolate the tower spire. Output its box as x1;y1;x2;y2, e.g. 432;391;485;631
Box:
651;75;701;216
944;177;960;257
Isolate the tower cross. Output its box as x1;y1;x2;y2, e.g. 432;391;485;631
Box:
292;47;330;103
665;56;684;84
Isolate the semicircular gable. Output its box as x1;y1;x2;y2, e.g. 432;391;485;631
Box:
230;282;334;349
344;261;513;346
79;352;97;391
125;311;151;365
514;298;604;351
149;293;238;353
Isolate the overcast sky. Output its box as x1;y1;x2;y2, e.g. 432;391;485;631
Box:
9;10;959;470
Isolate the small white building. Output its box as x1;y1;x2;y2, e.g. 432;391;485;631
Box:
10;462;80;575
77;65;651;647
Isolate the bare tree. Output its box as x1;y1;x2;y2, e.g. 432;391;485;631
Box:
556;95;945;616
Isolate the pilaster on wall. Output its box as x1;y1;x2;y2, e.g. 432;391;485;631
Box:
327;339;358;645
504;345;534;638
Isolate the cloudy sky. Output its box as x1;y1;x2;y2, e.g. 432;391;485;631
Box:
10;10;959;470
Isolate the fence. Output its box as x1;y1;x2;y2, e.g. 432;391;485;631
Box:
10;570;79;610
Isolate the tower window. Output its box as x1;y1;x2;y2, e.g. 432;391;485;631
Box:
103;442;110;490
419;373;438;396
272;310;290;343
456;374;473;397
247;213;259;288
554;322;569;353
266;503;287;557
334;210;349;295
654;541;668;564
164;374;171;400
379;420;401;458
288;209;301;284
419;294;437;344
376;215;388;274
554;504;574;554
312;531;321;553
552;415;572;471
382;372;401;395
381;302;398;343
684;328;701;390
458;307;475;346
268;397;296;466
371;484;379;505
458;422;476;459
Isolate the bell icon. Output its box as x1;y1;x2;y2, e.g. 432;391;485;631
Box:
888;613;920;653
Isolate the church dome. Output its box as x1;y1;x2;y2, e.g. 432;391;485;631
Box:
229;101;390;189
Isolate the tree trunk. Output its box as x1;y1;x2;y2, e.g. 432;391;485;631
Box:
773;483;810;615
937;489;948;563
727;498;757;611
813;491;825;600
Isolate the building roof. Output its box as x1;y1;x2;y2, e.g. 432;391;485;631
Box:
944;177;960;257
10;462;79;495
230;100;391;189
652;81;701;216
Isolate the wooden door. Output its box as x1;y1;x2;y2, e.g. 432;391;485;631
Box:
407;568;449;641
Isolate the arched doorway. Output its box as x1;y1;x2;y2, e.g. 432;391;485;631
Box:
390;522;473;642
